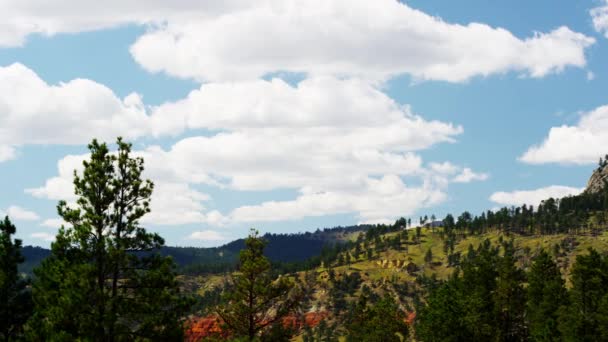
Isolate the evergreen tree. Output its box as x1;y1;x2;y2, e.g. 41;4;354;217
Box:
0;216;32;340
416;274;472;341
29;138;190;341
424;248;433;265
218;229;298;341
345;295;408;342
460;239;499;340
527;250;567;341
558;248;608;341
494;242;527;341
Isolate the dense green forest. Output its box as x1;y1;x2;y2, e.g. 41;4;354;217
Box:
5;138;608;341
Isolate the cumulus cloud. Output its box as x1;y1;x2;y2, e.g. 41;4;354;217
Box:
27;70;490;225
1;205;40;221
150;77;461;136
29;232;55;242
0;1;593;82
490;185;584;207
40;218;67;228
520;105;608;165
0;63;149;160
188;230;228;242
151;76;463;191
130;1;594;82
0;145;16;162
0;0;250;46
592;1;608;38
453;168;489;183
230;175;446;223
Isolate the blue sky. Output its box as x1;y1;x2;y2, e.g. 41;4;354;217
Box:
1;0;607;247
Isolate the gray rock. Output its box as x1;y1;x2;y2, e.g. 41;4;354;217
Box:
586;165;608;194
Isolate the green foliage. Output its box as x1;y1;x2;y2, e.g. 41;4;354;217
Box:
417;240;501;341
493;241;527;341
302;320;336;342
0;216;32;340
416;274;472;341
28;138;191;341
345;295;408;342
558;248;608;341
218;229;298;341
527;250;567;341
424;248;433;264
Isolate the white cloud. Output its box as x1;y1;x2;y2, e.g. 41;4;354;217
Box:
188;230;228;242
592;1;608;38
131;1;593;83
453;168;489;183
429;162;460;175
0;145;16;162
0;63;149;159
150;76;462;192
29;232;55;242
230;174;446;223
490;185;584;207
2;205;40;221
40;218;67;228
520;105;608;165
0;1;251;46
0;1;592;82
28;73;489;225
151;76;459;136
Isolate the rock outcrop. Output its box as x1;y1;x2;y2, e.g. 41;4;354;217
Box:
586;163;608;194
184;312;329;341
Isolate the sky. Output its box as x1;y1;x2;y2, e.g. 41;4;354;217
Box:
1;0;608;247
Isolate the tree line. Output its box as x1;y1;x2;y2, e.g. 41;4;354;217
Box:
417;238;608;341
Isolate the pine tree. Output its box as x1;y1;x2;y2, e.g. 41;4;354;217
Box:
494;242;527;341
416;274;472;341
28;138;191;340
0;216;32;340
218;229;299;341
558;248;608;341
526;250;567;341
424;248;433;265
345;295;408;342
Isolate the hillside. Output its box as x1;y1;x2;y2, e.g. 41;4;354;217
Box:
20;224;370;275
182;166;608;340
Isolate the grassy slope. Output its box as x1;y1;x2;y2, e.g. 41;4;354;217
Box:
321;227;608;285
186;227;608;341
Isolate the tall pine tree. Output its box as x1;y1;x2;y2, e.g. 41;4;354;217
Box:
558;248;608;342
526;250;567;341
0;216;32;340
493;241;527;341
218;229;298;341
28;138;191;341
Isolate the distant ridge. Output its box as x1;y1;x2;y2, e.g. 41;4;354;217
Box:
20;224;371;274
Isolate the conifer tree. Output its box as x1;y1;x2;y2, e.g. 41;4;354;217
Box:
218;229;298;341
424;248;433;265
345;295;408;342
494;242;527;341
28;138;191;341
0;216;32;340
526;250;567;341
558;248;608;341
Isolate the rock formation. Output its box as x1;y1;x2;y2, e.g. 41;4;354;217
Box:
586;162;608;194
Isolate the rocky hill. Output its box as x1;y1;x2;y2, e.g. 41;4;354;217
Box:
586;161;608;193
